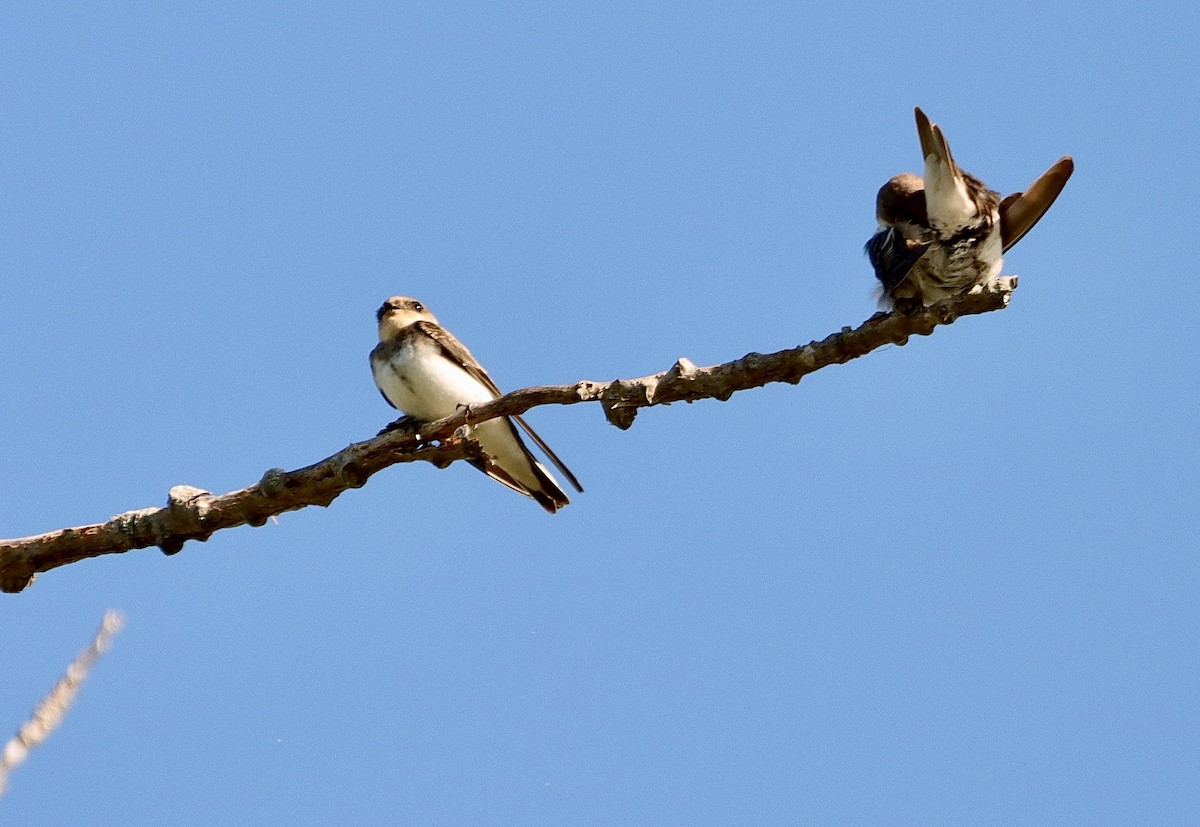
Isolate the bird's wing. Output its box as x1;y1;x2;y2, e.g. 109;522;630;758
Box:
414;321;583;494
1000;156;1075;252
414;320;498;394
865;227;930;293
915;107;951;169
369;342;399;408
510;413;583;493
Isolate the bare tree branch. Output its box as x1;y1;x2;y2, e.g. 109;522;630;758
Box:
0;610;125;798
0;280;1016;592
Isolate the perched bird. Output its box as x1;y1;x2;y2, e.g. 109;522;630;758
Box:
370;296;582;513
867;107;1074;309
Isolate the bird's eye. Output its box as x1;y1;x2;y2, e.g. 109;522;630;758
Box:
413;302;424;312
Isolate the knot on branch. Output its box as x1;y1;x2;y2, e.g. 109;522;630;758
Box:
575;381;604;402
258;468;287;497
424;441;456;468
669;358;698;379
156;486;215;555
335;457;370;489
600;379;651;430
658;357;710;404
1;567;35;594
167;486;213;524
602;404;637;430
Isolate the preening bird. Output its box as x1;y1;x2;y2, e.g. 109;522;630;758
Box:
866;107;1074;310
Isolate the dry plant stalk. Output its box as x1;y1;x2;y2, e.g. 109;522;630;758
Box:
0;610;125;798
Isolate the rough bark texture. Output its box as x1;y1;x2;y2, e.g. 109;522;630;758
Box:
0;280;1015;592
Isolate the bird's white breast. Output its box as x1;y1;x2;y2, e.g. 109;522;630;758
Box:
375;337;495;422
373;335;548;492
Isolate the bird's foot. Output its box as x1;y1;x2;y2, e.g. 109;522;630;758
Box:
377;415;421;437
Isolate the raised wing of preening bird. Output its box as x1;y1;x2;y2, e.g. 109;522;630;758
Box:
999;156;1075;252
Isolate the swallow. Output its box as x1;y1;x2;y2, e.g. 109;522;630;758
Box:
370;296;582;513
866;107;1074;309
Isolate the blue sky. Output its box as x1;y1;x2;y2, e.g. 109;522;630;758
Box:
2;2;1197;824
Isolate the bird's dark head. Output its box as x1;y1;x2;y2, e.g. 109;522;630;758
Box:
376;296;438;340
876;173;928;227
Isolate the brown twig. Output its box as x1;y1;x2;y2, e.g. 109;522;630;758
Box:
0;279;1016;592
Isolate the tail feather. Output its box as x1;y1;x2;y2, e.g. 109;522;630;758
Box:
468;419;572;513
529;461;571;513
914;107;938;163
